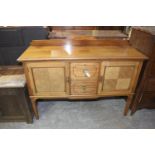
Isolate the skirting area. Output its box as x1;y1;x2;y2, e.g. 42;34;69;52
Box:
0;98;155;129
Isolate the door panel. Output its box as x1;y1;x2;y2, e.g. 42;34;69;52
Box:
27;62;69;96
33;67;65;92
98;61;141;95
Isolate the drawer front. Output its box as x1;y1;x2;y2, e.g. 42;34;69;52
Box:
71;81;97;95
71;62;99;80
145;78;155;91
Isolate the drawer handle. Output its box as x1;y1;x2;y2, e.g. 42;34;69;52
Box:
83;69;91;77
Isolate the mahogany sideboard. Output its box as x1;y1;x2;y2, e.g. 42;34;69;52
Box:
130;27;155;113
17;39;147;119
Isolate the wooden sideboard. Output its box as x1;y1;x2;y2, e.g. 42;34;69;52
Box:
17;40;147;119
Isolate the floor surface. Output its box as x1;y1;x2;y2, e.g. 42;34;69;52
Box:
0;98;155;129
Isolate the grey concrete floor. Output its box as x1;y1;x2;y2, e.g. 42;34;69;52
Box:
0;98;155;129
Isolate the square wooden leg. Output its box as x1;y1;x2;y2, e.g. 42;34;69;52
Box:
31;98;39;119
124;95;134;116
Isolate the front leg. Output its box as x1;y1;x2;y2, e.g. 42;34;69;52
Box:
124;95;134;116
31;98;39;120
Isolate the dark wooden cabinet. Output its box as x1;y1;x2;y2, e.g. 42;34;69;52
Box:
0;87;32;123
130;27;155;113
0;66;33;123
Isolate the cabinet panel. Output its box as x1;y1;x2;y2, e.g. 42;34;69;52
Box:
98;61;141;95
0;91;24;118
145;78;155;91
0;88;32;123
33;67;65;92
138;93;155;109
27;62;69;96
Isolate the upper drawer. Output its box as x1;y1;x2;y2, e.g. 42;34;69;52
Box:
71;62;99;80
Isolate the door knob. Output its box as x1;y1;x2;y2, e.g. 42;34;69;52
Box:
83;69;91;77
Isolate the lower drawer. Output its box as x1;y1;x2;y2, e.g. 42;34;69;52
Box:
71;81;97;95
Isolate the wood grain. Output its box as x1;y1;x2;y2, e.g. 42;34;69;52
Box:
17;40;147;62
26;62;69;96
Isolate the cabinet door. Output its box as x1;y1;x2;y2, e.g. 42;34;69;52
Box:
98;61;142;96
26;62;69;96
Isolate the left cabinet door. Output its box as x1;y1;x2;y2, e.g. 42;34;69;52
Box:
25;62;69;97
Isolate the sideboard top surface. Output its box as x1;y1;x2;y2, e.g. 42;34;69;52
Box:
18;40;148;62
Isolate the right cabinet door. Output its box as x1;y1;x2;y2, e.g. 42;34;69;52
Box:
98;61;142;96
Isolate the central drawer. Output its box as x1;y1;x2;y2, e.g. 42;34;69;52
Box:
70;62;99;80
70;62;99;95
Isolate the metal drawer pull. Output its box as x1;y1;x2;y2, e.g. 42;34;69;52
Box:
83;69;91;77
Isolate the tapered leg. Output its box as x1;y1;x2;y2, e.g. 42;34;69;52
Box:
31;98;39;119
124;95;134;116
